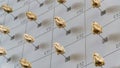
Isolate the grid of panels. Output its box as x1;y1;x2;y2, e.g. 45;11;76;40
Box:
0;0;120;68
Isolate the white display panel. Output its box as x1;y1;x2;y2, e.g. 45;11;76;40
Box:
0;0;120;68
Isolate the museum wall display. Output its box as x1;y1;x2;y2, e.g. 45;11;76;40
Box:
0;0;120;68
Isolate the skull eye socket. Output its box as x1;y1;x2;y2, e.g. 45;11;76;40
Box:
30;17;34;20
94;29;100;33
4;31;7;33
96;61;102;65
23;65;29;68
93;3;98;6
0;53;3;55
58;24;63;26
27;39;32;42
57;50;62;53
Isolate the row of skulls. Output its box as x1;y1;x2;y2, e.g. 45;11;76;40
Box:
0;42;104;68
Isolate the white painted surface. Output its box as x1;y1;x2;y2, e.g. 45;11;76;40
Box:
0;0;120;68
